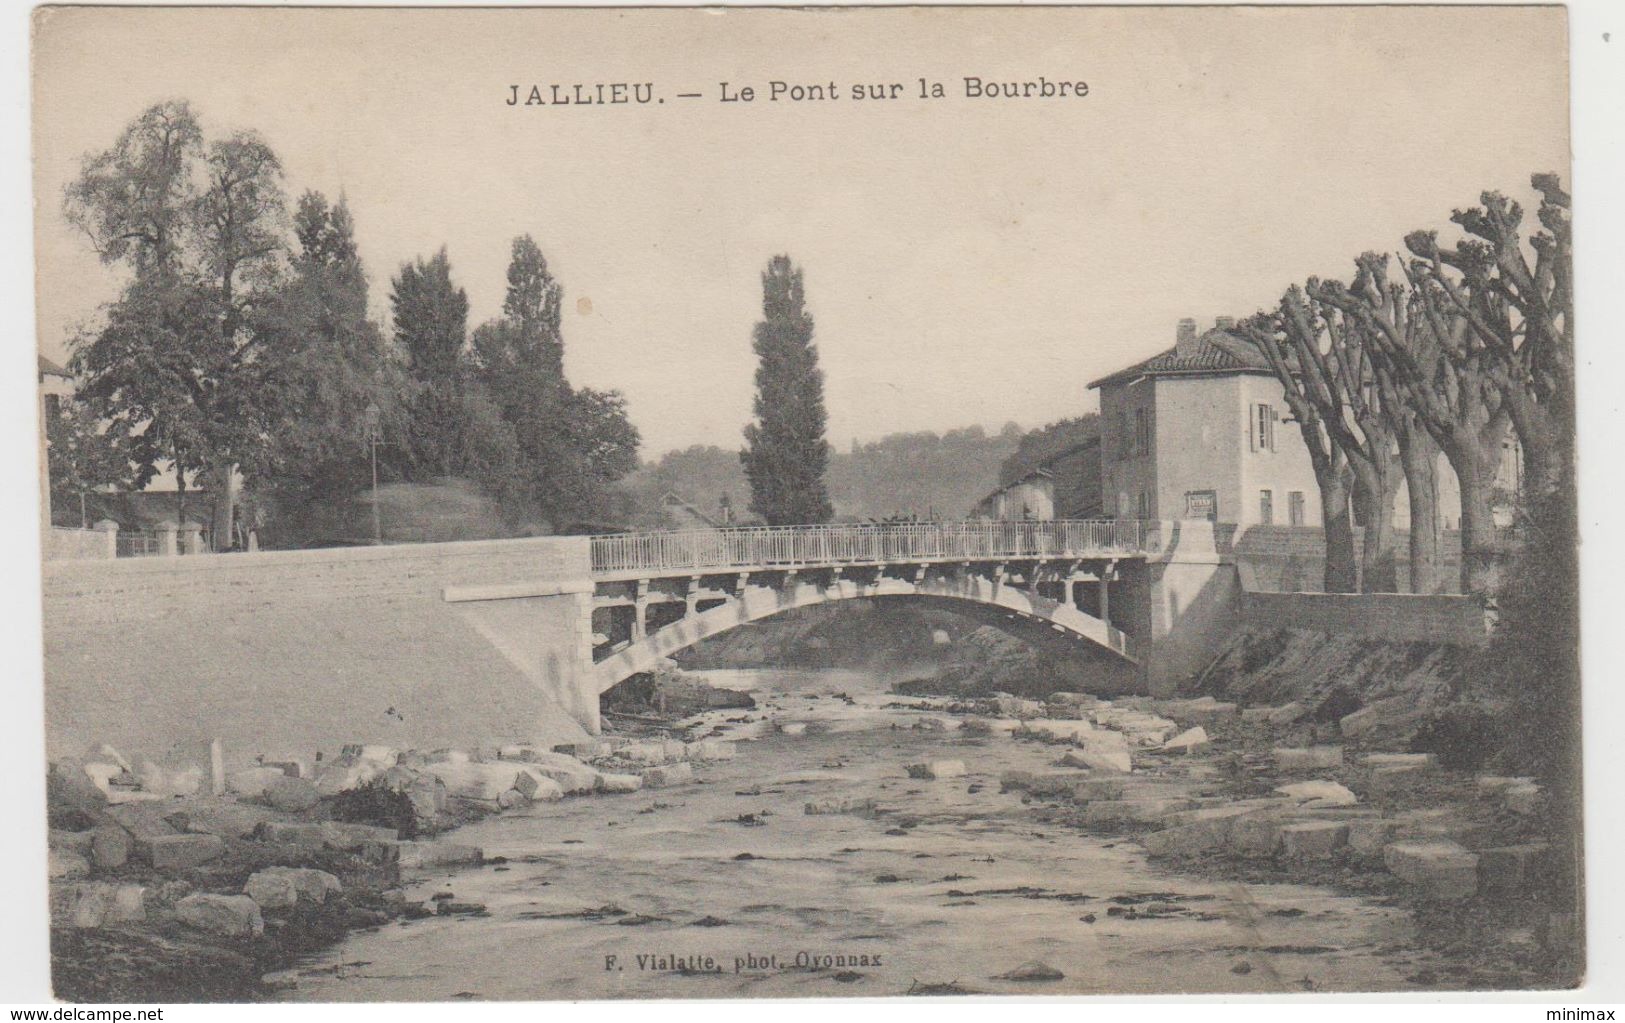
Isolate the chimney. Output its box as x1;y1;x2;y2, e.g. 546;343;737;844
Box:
1175;317;1199;357
1215;315;1235;331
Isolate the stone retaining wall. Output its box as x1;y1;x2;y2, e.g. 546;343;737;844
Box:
43;537;596;766
1237;589;1488;645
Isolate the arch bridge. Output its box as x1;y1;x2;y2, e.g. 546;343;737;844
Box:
584;520;1166;694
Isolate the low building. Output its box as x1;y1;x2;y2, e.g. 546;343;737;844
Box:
972;468;1055;520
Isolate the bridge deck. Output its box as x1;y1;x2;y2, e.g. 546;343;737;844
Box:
589;519;1160;579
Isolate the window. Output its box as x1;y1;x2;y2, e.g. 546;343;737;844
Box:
1134;408;1152;457
1116;411;1130;459
1136;490;1150;520
1251;403;1276;452
1288;491;1306;526
1259;489;1274;525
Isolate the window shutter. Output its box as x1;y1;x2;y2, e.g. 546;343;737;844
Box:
1248;404;1257;452
1269;405;1279;451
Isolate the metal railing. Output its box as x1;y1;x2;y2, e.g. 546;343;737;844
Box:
589;519;1158;576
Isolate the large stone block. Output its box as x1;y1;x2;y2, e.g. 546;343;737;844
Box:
263;776;320;812
1073;750;1132;774
640;762;694;788
1162;726;1209;752
1274;780;1359;808
90;825;132;870
65;882;147;928
227;767;290;800
514;753;598;796
1279;821;1349;859
1082;798;1193;826
50;849;91;879
143;833;225;871
1228;814;1285;857
1384;840;1479;899
1273;746;1344;771
175;893;264;938
1069;779;1126;803
244;867;341;910
426;761;529;802
595;772;643;794
396;841;484;869
1347;818;1400;857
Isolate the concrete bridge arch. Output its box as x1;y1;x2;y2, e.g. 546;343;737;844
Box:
591;567;1139;694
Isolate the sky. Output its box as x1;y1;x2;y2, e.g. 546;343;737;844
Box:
30;6;1569;459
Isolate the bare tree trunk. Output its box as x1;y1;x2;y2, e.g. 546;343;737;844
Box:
1319;460;1358;593
1501;387;1564;503
1398;429;1442;593
1351;452;1401;593
209;462;238;552
1449;441;1503;595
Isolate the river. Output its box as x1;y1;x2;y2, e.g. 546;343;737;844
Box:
286;668;1437;1000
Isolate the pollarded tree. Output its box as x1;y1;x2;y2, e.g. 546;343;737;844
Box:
1234;302;1362;593
740;255;833;525
1403;175;1572;500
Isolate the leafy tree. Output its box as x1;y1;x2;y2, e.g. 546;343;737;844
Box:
45;396;135;527
253;191;401;543
62;102;289;540
740;255;833;525
391;248;470;477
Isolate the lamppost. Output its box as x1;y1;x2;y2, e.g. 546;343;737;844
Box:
364;402;381;545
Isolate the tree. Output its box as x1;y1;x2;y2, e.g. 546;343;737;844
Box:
1403;175;1572;500
63;102;289;543
45;396;135;527
391;248;470;477
740;255;833;525
1322;253;1515;594
1234;304;1361;593
253;191;401;542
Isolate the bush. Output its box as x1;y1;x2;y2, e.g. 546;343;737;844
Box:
1410;703;1506;772
327;778;418;839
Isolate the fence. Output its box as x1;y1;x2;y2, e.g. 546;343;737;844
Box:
116;532;164;558
589;519;1156;575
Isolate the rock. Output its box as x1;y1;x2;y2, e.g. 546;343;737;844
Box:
341;744;399;767
179;800;278;840
1083;799;1193;825
228;766;291;800
1070;779;1126;802
1364;763;1431;796
1338;696;1426;741
90;824;132;870
995;961;1064;982
1273;746;1344;771
515;753;599;796
1228;815;1285;857
1347;818;1401;857
1279;821;1350;859
50;829;95;856
990;694;1045;718
1477;844;1554;889
905;760;967;780
960;717;1020;736
50;849;91;879
1140;802;1286;859
397;841;484;868
554;740;614;759
47;760;110;821
104;801;181;842
137;760;204;798
1503;783;1543;815
1476;775;1535;793
1162;726;1209;751
1274;780;1359;808
264;776;321;812
427;761;532;803
1265;702;1308;726
244;867;341;910
1360;752;1435;769
1027;772;1092;797
686;741;736;762
640;762;694;788
314;759;386;796
498;788;531;810
318;821;398;851
65;882;147;928
596;773;643;794
1241;707;1274;724
143;833;225;871
804;796;878;816
405;772;449;820
1384;840;1479;899
512;768;568;803
175;893;264;938
1073;750;1132;774
252;821;327;849
83;761;128;795
777;722;808;736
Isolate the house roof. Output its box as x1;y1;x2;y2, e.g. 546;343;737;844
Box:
38;354;71;379
1087;329;1273;390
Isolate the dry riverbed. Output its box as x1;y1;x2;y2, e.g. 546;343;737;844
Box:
48;667;1576;1000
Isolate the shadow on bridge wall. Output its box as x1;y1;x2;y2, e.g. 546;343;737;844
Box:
591;570;1139;695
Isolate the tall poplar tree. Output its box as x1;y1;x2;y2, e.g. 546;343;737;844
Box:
740;255;833;525
391;247;470;477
